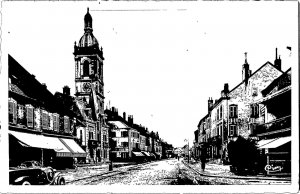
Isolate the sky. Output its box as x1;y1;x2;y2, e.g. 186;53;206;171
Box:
2;0;298;148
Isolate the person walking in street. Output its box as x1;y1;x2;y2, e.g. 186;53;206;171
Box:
200;147;207;171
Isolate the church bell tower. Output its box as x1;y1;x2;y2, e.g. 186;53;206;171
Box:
74;8;105;119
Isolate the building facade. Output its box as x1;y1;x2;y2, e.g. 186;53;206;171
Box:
8;55;86;169
196;50;285;164
254;68;291;176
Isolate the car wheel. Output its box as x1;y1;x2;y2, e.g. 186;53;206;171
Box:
45;168;55;182
58;177;65;185
21;181;31;185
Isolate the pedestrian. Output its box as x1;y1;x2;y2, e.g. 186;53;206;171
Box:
200;147;207;171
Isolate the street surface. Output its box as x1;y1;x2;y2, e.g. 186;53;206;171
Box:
64;158;291;185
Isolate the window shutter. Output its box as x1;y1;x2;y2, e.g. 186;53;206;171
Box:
64;116;70;133
26;105;34;128
12;102;17;124
56;114;60;132
42;111;48;130
53;114;57;131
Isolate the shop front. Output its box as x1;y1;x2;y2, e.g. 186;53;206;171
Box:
258;136;291;176
9;130;86;169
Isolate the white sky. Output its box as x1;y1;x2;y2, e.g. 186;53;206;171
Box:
2;1;298;148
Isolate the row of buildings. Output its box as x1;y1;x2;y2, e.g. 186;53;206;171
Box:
193;50;291;176
8;8;172;169
105;107;173;162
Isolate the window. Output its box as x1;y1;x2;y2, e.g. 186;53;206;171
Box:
9;99;17;124
252;87;258;96
17;104;25;125
83;60;89;77
64;116;70;133
250;104;259;118
34;109;41;131
217;109;219;120
26;105;34;128
220;105;223;120
229;105;238;118
121;131;128;137
219;125;222;136
80;130;83;143
229;125;237;136
89;132;94;140
103;150;107;159
103;134;107;142
122;142;128;147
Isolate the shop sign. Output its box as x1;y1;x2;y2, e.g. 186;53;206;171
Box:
264;164;283;173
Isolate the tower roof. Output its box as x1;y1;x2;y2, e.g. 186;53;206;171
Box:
78;8;99;47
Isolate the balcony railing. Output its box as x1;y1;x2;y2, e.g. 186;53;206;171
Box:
253;115;291;135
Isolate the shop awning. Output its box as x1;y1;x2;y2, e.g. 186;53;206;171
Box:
132;152;144;157
259;136;291;149
59;138;86;158
9;131;72;157
141;151;151;157
257;138;277;148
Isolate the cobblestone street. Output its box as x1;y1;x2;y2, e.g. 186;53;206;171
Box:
62;158;291;185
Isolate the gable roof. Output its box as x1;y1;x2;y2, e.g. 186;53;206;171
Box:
262;67;291;97
108;121;130;129
228;61;283;95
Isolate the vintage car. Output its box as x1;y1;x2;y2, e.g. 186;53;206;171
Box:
9;161;65;185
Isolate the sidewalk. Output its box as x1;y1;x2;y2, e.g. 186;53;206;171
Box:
184;160;291;181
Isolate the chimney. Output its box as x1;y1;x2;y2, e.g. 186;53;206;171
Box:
42;83;47;89
208;97;213;112
123;112;126;120
221;83;229;97
224;83;229;93
242;52;251;83
274;48;282;71
63;85;70;96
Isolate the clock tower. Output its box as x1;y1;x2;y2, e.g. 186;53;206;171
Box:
74;8;109;162
74;8;104;118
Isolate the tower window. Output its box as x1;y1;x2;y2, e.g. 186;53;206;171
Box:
83;60;89;77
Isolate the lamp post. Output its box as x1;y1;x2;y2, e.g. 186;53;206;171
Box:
184;139;189;163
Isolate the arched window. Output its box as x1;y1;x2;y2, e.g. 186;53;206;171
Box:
83;60;89;76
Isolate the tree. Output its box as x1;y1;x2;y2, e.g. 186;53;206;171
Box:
227;136;259;175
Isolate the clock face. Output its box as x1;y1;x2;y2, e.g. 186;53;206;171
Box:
83;82;91;92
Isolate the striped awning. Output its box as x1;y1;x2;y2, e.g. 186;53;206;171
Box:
132;152;144;157
141;151;151;157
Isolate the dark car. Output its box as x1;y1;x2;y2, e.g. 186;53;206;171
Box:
9;161;65;185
